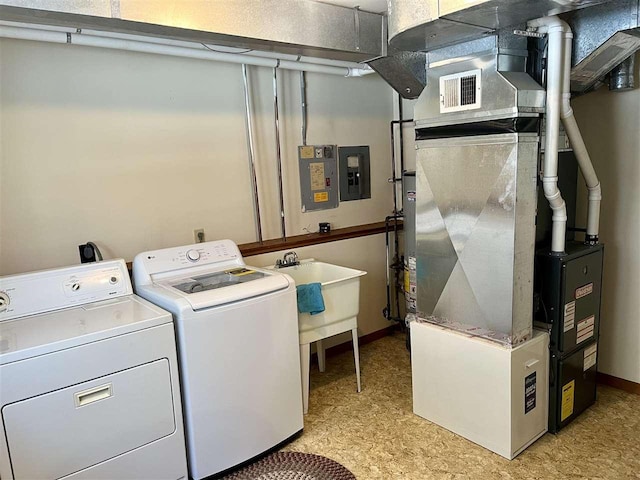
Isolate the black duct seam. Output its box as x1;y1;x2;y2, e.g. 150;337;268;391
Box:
416;117;540;140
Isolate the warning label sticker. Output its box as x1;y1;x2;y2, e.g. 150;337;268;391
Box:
564;301;576;332
525;372;537;414
313;191;329;203
561;380;575;421
584;343;598;371
409;256;416;296
576;315;595;344
575;283;594;299
404;267;410;293
300;146;314;159
407;190;416;202
310;163;325;191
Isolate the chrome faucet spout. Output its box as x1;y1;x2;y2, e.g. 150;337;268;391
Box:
276;251;299;268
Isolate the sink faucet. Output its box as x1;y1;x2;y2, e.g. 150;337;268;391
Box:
276;251;299;268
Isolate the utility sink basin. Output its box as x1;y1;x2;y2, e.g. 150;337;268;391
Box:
277;261;366;341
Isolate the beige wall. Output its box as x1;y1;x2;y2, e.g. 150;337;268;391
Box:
0;38;394;268
0;38;396;339
572;54;640;384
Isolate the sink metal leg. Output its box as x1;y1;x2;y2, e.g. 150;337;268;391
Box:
300;343;310;414
317;339;326;372
351;328;361;393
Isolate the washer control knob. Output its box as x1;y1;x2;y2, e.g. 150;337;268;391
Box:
186;249;201;262
109;276;119;285
0;291;9;313
71;282;81;292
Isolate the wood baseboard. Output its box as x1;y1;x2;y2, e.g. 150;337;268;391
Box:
311;324;400;362
597;372;640;395
318;331;640;398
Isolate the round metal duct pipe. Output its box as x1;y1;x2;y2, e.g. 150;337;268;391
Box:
387;0;437;50
609;55;636;91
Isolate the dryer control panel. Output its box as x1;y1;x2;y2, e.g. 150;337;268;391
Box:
0;260;131;321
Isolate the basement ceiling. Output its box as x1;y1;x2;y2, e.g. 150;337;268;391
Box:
316;0;388;14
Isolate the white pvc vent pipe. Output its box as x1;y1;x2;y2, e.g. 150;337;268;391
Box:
559;35;602;244
528;16;601;252
0;22;375;77
528;16;568;253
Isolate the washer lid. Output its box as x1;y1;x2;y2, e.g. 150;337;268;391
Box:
0;295;171;365
158;267;290;310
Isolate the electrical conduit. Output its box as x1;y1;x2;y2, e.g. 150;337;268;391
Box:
242;64;264;244
0;22;374;77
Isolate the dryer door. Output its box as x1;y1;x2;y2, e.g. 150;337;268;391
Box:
2;359;176;479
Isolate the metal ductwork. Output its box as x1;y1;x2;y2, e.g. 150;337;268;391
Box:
387;0;640;95
563;0;640;92
609;54;636;90
367;48;427;99
0;0;385;62
414;47;545;346
387;0;610;53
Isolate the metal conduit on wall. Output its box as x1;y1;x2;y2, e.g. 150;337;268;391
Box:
242;64;263;244
0;22;375;77
300;71;308;146
273;67;287;241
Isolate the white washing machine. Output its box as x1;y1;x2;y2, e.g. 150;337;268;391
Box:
0;260;188;480
133;239;303;479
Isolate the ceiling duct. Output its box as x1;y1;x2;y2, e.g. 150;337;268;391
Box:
609;54;636;90
388;0;610;53
367;48;427;99
0;0;385;62
562;0;640;92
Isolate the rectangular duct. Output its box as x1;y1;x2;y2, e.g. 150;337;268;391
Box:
0;0;385;62
388;0;610;53
563;0;640;92
414;53;544;346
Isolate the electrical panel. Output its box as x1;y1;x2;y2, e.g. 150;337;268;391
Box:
338;146;371;201
298;145;339;212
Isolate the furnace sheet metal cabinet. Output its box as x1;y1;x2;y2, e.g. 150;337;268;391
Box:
415;132;538;345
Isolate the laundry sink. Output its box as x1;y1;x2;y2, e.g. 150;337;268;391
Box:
277;260;366;341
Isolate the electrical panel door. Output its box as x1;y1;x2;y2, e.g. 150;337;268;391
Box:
339;146;371;201
298;145;339;212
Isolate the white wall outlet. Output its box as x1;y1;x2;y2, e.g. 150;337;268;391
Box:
194;229;205;243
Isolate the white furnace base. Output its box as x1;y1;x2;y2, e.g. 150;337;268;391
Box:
411;321;549;459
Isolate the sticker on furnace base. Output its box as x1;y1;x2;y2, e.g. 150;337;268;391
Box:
525;372;536;414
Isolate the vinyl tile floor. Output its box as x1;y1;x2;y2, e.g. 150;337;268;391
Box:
284;332;640;479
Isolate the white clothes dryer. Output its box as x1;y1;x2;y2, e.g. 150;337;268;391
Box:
133;240;303;479
0;260;188;480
